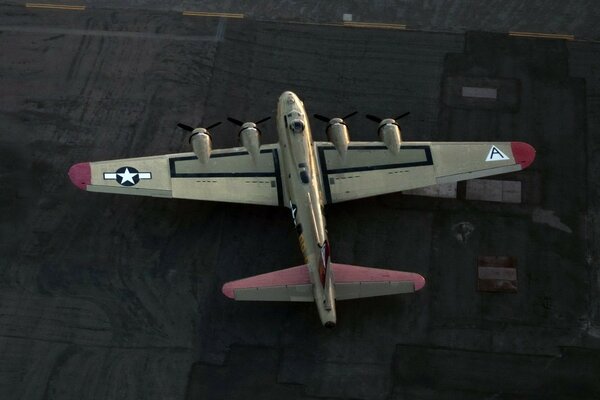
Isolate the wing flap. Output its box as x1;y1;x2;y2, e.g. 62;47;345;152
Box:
171;177;278;205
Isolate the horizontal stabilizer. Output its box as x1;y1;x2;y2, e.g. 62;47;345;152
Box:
331;263;425;300
222;263;425;302
222;265;313;302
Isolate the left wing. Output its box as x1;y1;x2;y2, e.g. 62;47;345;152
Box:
315;141;535;204
68;144;285;206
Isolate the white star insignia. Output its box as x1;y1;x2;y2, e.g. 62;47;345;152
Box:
117;168;137;184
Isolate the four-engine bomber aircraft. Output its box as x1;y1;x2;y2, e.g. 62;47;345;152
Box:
69;91;535;327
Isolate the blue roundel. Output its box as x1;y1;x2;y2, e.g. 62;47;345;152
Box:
115;166;140;186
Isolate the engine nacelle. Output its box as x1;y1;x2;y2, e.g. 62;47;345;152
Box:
326;118;350;157
378;119;402;154
190;129;212;163
239;123;261;161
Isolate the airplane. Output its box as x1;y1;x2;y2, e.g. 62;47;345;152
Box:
68;91;535;328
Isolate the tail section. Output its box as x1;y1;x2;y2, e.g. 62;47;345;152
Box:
221;263;425;302
331;263;425;300
222;265;313;302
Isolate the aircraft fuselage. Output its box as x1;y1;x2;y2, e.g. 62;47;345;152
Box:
276;91;336;327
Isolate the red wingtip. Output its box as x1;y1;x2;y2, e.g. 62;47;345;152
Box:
511;142;536;170
68;162;91;190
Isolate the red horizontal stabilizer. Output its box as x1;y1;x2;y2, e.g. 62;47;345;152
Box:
332;263;425;291
222;265;310;299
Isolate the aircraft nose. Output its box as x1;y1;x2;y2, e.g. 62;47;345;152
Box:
279;91;298;102
68;162;91;190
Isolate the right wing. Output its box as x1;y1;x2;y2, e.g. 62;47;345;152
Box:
315;141;535;204
68;144;286;206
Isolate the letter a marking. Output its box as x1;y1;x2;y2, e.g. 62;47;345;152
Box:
485;145;509;162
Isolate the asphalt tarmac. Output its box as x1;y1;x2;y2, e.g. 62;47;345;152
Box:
1;3;599;400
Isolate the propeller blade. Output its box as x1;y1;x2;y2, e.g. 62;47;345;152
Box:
313;114;331;123
177;123;194;132
366;114;382;123
255;116;271;125
394;112;410;120
226;117;244;126
206;121;222;130
342;111;358;120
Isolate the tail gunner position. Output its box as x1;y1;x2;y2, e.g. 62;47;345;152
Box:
69;91;535;327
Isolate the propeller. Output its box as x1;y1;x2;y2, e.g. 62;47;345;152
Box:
313;111;358;123
176;123;194;132
177;121;221;144
226;116;271;127
176;121;222;132
365;112;410;123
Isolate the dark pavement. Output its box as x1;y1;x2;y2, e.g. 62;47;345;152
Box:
1;3;599;399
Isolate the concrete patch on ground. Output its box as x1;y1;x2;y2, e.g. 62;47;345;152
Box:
465;179;521;203
403;182;457;198
532;208;573;234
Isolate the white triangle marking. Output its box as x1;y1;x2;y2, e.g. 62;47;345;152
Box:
485;145;509;162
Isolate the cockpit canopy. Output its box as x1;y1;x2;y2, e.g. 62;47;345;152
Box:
286;111;305;134
290;119;305;134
